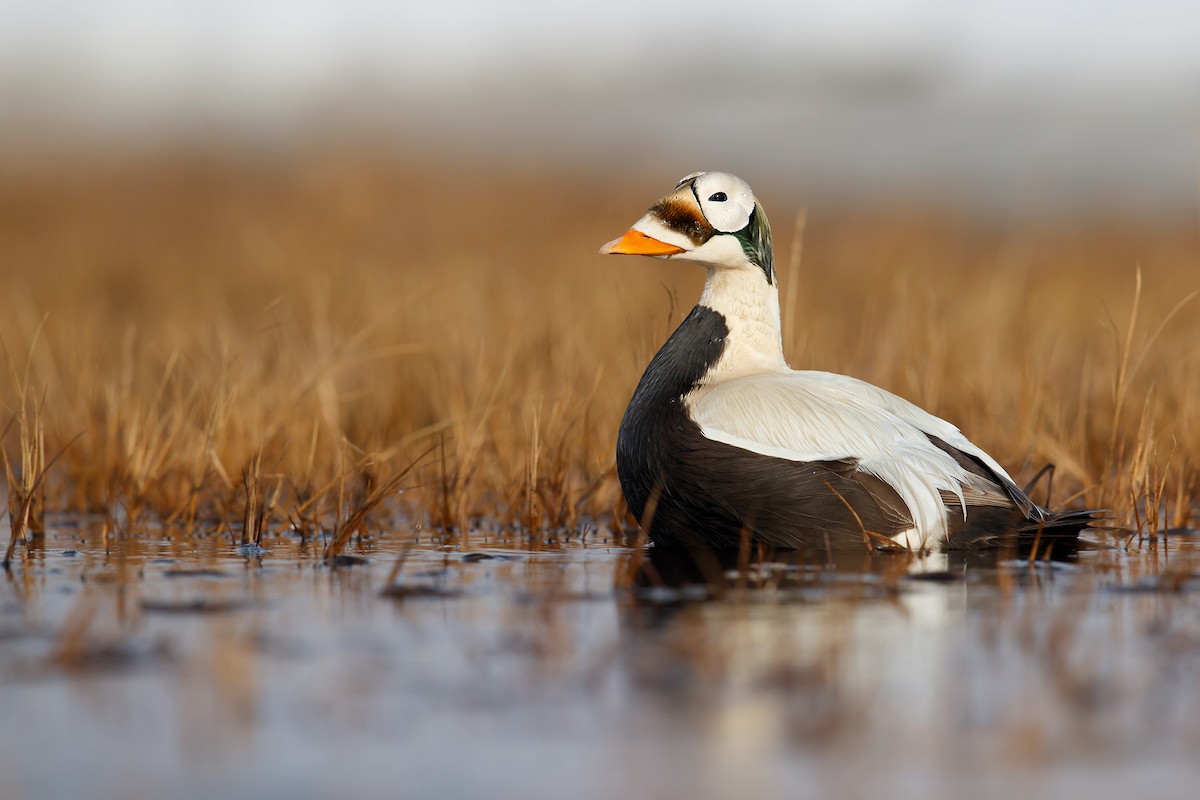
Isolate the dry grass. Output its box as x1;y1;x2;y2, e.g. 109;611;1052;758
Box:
0;152;1197;556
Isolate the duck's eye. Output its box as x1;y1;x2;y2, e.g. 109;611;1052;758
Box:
708;192;727;202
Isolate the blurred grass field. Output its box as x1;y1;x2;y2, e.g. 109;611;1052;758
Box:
1;153;1197;552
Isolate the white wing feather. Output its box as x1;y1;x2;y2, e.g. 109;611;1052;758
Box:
686;370;1012;548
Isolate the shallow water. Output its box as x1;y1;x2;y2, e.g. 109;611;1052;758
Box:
4;521;1200;800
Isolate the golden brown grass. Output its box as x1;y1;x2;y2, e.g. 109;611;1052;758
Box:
0;152;1197;558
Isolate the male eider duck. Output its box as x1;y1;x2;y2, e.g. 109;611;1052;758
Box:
601;171;1094;552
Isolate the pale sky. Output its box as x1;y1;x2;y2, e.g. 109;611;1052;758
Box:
2;1;1198;210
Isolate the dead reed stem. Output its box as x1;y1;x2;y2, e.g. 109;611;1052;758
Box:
321;445;431;562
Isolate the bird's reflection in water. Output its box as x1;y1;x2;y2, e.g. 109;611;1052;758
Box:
620;536;1084;623
613;537;1089;715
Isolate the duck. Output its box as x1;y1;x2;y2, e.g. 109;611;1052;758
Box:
600;171;1095;552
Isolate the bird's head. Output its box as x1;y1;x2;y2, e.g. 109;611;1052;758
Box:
600;171;774;283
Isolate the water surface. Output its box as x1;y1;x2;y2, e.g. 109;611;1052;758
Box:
4;521;1200;799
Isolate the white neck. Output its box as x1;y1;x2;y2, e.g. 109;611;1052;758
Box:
698;267;788;382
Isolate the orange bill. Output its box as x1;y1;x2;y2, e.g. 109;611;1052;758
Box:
599;229;686;256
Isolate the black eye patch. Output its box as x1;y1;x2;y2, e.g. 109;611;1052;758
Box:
708;192;727;202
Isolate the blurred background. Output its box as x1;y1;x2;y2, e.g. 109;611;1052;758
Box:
3;0;1200;216
0;1;1197;528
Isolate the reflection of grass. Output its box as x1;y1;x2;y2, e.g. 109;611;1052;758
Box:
0;155;1197;555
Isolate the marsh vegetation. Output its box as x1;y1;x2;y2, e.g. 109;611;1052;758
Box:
2;155;1198;798
1;156;1196;547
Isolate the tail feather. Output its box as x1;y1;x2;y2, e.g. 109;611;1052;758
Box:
994;459;1107;544
1017;507;1106;538
948;505;1106;550
1007;507;1108;558
928;446;1105;549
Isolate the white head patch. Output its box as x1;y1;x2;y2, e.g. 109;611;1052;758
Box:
691;172;756;233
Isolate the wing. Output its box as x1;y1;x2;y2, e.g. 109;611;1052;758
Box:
797;371;1016;480
685;370;1019;547
803;371;1043;519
